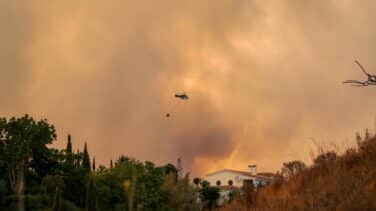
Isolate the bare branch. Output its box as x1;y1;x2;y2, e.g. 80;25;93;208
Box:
343;60;376;87
355;60;370;76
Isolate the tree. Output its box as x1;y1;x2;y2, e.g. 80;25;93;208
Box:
42;175;65;194
0;115;211;210
193;177;201;187
162;163;178;175
66;135;73;154
66;135;73;166
41;175;65;210
0;115;56;210
82;143;91;173
86;175;97;211
52;187;62;211
281;160;306;180
0;179;8;209
343;60;376;86
74;149;82;168
200;180;210;188
95;167;125;211
92;157;96;172
159;163;178;182
199;186;220;210
162;173;198;210
314;151;337;166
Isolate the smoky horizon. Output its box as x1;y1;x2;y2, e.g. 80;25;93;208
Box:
2;0;376;176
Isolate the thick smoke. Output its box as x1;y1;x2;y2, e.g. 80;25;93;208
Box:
1;1;376;175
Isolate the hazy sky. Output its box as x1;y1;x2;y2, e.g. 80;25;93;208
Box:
2;0;376;176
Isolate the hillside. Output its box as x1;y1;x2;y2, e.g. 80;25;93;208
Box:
221;136;376;211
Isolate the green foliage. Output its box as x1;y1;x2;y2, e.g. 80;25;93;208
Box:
199;185;220;210
82;143;91;173
94;166;125;210
66;135;73;154
200;180;210;188
62;166;87;207
95;157;170;210
0;115;200;211
42;175;65;193
0;179;7;207
61;199;83;211
0;115;57;210
92;157;96;172
85;175;97;211
52;187;62;211
162;173;199;211
6;194;50;210
66;134;73;167
158;164;178;183
1;115;56;193
93;156;200;211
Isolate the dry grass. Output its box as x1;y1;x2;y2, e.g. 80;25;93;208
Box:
219;137;376;211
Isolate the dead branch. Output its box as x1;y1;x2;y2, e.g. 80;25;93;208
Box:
343;60;376;86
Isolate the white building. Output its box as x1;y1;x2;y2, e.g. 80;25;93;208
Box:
205;165;274;188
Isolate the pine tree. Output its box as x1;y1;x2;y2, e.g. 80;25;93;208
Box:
82;143;91;172
92;157;96;172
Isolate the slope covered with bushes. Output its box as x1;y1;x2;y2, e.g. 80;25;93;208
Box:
222;136;376;211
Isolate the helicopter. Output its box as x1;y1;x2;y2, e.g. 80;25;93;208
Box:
174;92;189;100
166;92;189;118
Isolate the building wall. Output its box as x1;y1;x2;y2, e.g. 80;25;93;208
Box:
206;171;267;187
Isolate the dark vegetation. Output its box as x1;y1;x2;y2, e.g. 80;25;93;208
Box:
3;114;374;211
220;131;376;211
0;115;219;211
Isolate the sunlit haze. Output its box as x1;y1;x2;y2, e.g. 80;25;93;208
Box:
2;0;376;176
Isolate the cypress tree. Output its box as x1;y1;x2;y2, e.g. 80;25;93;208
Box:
66;134;73;166
92;157;96;172
82;143;91;172
110;160;113;169
66;134;72;153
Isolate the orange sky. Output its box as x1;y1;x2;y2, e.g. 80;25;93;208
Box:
1;1;376;176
